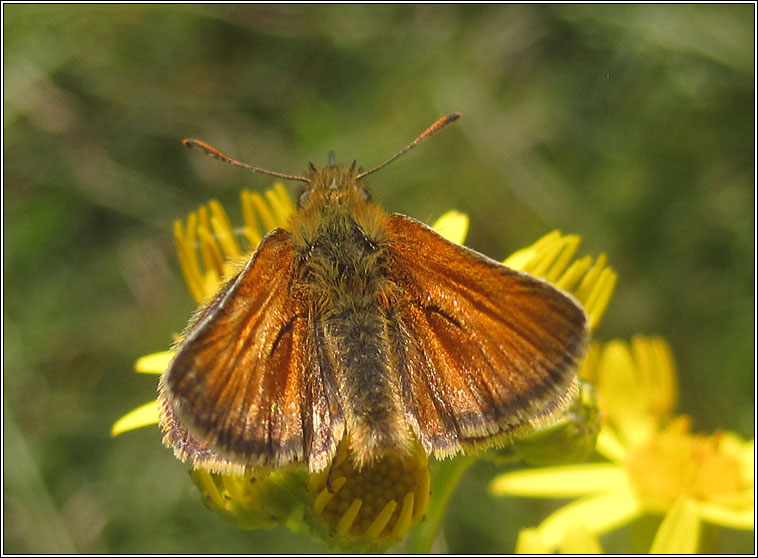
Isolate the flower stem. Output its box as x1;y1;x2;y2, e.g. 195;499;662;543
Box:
404;455;478;553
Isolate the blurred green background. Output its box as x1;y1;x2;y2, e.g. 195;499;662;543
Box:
4;4;754;554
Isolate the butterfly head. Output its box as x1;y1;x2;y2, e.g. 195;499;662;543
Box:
297;161;372;211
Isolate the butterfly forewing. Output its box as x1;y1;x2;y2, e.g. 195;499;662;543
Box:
160;228;344;473
384;214;589;458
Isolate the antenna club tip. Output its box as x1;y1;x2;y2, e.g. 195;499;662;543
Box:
182;138;198;148
448;112;462;121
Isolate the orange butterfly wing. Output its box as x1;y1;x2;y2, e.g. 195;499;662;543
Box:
160;228;344;474
384;215;589;458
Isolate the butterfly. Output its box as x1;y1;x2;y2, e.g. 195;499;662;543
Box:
158;113;589;476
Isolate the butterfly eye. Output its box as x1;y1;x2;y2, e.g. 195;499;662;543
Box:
297;188;310;208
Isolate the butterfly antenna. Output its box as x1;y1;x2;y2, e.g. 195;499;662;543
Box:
357;112;461;179
183;139;310;184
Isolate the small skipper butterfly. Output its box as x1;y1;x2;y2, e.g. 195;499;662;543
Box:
158;114;589;475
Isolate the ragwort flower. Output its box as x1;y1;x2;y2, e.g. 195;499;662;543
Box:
491;335;754;553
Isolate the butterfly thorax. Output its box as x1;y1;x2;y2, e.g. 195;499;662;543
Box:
291;165;392;298
289;165;411;465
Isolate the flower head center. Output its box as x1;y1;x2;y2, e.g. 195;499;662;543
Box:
309;440;429;541
626;417;745;512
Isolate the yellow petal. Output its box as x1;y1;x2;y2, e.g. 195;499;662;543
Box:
542;235;581;284
336;499;362;536
526;234;576;279
209;200;241;260
631;335;678;417
594;426;629;463
554;255;592;293
174;218;207;303
111;400;160;436
432;211;469;245
583;268;617;332
197;225;225;281
559;524;603;554
247;190;278;232
515;528;551;554
650;498;700;554
240;190;263;246
597;340;656;446
313;476;347;515
740;439;755;483
503;230;562;272
577;341;602;385
365;499;397;539
536;487;643;550
391;492;415;539
719;434;755;483
692;499;755;530
135;351;174;374
266;182;295;227
490;463;627;498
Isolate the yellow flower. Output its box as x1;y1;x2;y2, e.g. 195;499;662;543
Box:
491;336;754;553
112;184;618;550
